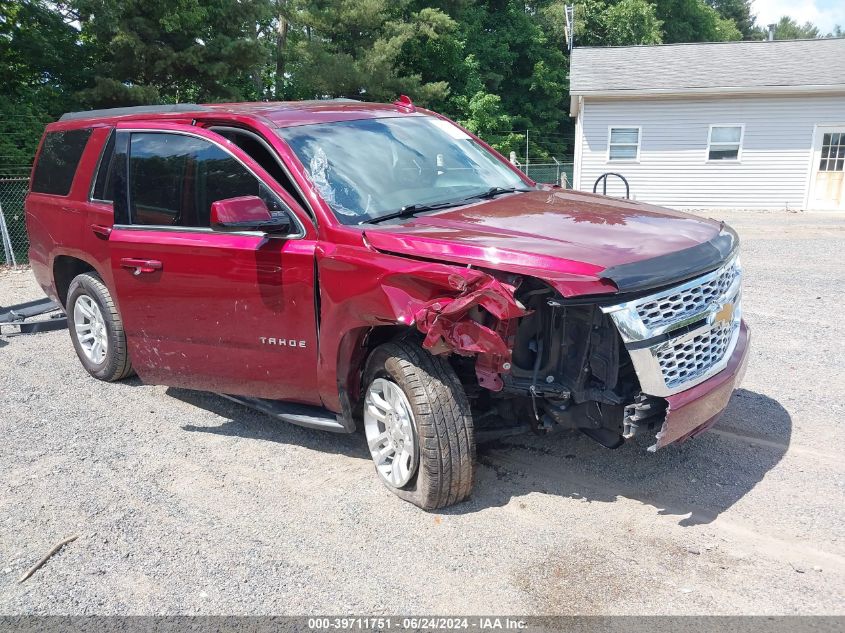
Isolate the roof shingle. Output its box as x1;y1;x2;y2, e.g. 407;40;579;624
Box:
570;39;845;95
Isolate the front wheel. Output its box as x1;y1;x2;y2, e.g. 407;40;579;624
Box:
362;339;475;510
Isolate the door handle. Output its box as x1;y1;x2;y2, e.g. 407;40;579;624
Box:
120;258;163;275
91;224;112;238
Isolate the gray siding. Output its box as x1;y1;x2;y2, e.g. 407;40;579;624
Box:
576;94;845;209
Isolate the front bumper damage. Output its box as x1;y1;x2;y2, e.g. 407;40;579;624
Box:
654;320;750;450
407;262;750;451
341;231;749;451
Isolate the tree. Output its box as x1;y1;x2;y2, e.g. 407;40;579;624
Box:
773;16;821;39
707;0;758;39
71;0;273;106
652;0;742;42
3;0;839;174
574;0;663;46
455;91;524;154
444;1;571;157
0;1;89;172
280;1;458;104
277;1;571;158
603;0;663;45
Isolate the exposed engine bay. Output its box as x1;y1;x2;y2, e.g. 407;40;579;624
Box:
451;278;667;449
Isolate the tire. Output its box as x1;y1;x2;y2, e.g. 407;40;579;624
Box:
66;272;134;382
362;339;475;510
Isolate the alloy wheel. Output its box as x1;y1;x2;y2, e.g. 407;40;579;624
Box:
73;295;108;365
364;378;418;488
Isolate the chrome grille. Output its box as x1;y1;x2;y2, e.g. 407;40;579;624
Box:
639;261;739;330
656;321;734;390
601;255;742;397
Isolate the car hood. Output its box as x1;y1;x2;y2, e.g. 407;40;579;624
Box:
363;189;735;296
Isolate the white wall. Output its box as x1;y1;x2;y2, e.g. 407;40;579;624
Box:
575;93;845;209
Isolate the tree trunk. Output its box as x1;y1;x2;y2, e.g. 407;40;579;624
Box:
274;0;290;100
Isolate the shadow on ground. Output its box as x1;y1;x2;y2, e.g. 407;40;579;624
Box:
462;388;791;526
168;387;370;460
167;386;789;526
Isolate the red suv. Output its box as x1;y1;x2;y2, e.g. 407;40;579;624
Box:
25;100;749;509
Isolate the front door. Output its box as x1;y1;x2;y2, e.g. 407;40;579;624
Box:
808;127;845;210
106;124;320;403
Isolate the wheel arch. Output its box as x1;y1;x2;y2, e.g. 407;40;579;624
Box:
52;254;102;308
335;324;418;423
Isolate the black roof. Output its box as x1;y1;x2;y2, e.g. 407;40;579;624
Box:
59;103;212;122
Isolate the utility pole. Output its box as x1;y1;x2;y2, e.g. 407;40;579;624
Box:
525;129;529;167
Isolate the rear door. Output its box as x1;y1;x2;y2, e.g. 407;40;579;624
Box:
106;123;320;403
809;127;845;210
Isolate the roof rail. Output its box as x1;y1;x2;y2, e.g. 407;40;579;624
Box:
59;103;212;122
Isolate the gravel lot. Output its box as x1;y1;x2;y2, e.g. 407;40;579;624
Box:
1;209;843;615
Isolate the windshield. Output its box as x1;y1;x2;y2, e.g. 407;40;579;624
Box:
276;116;528;224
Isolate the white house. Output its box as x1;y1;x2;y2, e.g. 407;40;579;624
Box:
569;38;845;211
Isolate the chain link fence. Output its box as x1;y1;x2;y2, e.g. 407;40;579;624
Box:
522;162;574;188
0;176;30;266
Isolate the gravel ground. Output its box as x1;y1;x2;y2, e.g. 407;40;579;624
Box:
0;209;843;615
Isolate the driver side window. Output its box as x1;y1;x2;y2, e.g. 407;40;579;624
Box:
128;132;290;227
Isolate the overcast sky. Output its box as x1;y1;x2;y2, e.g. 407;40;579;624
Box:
753;0;844;32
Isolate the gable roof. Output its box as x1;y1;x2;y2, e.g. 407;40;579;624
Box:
570;38;845;101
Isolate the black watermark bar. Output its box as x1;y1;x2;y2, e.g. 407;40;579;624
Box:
0;617;842;633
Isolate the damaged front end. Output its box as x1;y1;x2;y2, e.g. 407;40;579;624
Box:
494;282;669;449
412;271;528;391
410;253;747;451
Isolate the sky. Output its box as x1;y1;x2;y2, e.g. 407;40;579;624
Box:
753;0;845;33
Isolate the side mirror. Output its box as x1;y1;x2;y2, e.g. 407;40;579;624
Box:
210;196;291;234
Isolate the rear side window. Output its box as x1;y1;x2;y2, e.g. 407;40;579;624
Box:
91;131;116;202
31;128;93;196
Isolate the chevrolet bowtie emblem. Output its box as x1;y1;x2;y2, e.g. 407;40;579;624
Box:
712;302;734;326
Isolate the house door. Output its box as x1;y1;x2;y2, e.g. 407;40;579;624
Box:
809;127;845;210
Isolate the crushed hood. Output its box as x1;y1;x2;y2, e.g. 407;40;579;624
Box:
363;189;735;296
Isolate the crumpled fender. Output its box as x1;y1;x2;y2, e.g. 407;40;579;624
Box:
412;271;528;360
317;243;530;412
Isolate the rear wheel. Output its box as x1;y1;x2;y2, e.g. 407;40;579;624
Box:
363;339;475;510
67;272;134;381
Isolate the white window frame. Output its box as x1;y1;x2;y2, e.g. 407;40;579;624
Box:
606;126;641;163
706;124;744;163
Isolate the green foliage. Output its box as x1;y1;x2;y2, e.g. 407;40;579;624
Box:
72;0;273;105
0;1;88;173
707;0;758;39
772;16;821;40
0;0;838;173
603;0;664;45
455;91;525;155
652;0;742;43
283;1;457;104
458;2;570;157
575;0;663;46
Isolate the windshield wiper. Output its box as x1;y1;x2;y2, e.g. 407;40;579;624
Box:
464;186;532;201
362;186;532;225
362;199;468;225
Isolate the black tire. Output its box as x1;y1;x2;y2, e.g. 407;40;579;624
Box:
66;272;134;381
363;339;475;510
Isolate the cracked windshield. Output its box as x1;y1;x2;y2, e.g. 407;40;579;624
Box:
277;115;527;224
